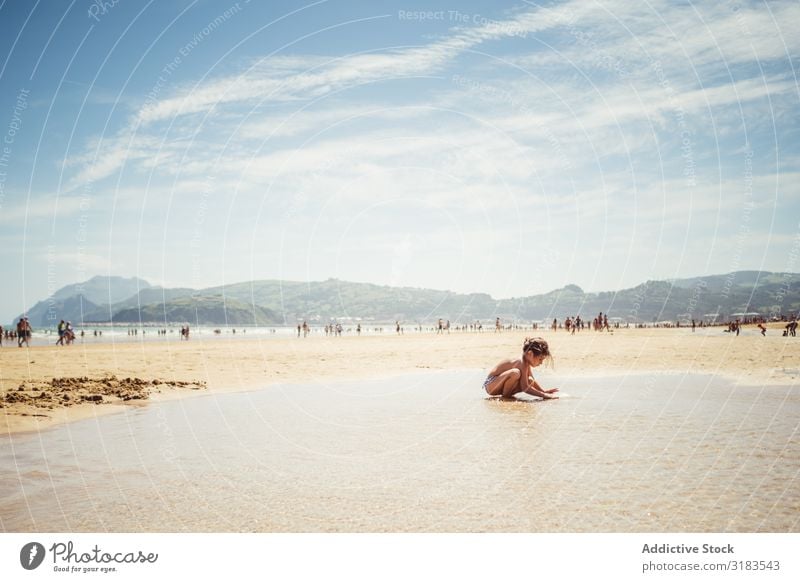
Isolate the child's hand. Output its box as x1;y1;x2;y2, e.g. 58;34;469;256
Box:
545;388;559;394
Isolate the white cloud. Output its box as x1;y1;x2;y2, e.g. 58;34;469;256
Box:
0;195;86;225
517;0;800;72
67;0;799;197
133;4;583;126
66;135;164;190
239;104;439;140
52;0;799;301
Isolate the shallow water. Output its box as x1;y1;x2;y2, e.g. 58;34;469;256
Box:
1;371;798;532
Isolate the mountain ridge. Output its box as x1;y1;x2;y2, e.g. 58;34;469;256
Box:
14;271;800;327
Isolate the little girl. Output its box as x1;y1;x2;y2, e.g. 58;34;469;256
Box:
483;337;559;399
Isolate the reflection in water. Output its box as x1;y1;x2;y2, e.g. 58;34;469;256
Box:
1;371;798;532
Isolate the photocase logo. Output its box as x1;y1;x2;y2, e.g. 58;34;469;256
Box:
20;542;46;570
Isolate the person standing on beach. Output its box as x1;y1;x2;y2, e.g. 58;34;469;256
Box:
56;320;66;346
20;318;31;347
483;337;559;400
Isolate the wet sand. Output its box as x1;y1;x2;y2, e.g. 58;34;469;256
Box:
1;371;797;532
1;325;798;435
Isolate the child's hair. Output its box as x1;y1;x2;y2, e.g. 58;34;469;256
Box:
523;337;553;367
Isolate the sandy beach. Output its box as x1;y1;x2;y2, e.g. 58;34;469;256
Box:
3;324;799;533
2;324;798;436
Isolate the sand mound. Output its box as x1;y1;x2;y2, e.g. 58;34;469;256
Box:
2;375;206;410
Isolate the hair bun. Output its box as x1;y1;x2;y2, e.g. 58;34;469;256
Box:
523;336;550;355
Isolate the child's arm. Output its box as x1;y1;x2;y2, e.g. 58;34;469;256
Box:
531;377;559;394
525;376;559;399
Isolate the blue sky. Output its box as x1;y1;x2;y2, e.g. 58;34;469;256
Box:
0;0;798;323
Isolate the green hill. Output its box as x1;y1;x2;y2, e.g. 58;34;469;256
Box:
204;279;497;323
18;271;800;327
109;295;279;325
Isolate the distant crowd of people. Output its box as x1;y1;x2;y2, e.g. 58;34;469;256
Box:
3;312;797;347
551;312;614;334
717;316;798;337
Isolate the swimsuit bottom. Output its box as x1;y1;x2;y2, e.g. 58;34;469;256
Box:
483;375;497;392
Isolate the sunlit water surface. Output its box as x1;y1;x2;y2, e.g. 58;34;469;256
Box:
1;371;798;532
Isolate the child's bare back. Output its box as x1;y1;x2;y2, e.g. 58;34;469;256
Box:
487;358;523;378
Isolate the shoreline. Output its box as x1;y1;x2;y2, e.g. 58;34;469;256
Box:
2;326;798;437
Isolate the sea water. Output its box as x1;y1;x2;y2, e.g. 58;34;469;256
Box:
1;371;797;532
